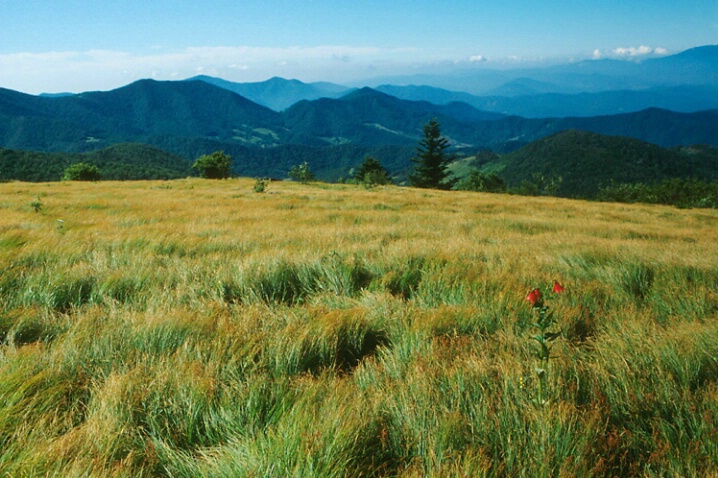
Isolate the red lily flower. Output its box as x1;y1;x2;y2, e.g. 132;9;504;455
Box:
526;288;542;306
552;281;565;293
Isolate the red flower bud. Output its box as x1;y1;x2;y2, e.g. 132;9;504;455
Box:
552;281;565;293
526;288;542;305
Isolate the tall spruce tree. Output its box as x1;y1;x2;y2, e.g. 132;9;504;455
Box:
409;118;453;189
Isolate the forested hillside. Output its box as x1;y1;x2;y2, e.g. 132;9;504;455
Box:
488;130;718;197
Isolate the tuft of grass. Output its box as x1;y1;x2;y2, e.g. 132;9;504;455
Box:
250;260;317;305
382;256;426;300
620;262;656;302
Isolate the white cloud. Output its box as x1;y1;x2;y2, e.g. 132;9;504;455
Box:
613;45;653;57
469;54;487;63
589;46;670;61
612;46;669;58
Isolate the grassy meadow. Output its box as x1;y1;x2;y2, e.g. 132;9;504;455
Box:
1;178;717;477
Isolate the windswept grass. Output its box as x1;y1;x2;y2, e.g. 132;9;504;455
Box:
1;178;717;476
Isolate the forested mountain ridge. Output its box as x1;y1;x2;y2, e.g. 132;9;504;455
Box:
281;87;505;147
2;79;718;158
0;80;284;151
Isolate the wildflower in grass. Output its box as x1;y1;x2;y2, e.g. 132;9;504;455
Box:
552;281;565;293
524;285;562;406
526;288;542;307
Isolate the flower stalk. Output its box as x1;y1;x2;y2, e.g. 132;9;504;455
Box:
525;282;564;406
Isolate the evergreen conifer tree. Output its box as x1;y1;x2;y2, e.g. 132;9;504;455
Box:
354;156;391;186
409;118;453;189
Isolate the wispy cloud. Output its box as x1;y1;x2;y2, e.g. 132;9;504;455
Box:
469;54;487;63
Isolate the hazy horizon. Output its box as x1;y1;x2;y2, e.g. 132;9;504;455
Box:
2;0;717;94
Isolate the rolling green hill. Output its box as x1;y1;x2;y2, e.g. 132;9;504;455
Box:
489;130;718;197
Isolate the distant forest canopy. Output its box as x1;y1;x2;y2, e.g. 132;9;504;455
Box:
0;142;415;183
0;143;192;182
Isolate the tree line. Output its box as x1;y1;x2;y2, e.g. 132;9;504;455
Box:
6;118;718;209
174;119;718;209
190;118;457;189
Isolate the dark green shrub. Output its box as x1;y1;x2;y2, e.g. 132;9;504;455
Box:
192;151;232;179
288;162;315;183
453;170;506;193
62;163;101;181
253;178;270;193
597;178;718;208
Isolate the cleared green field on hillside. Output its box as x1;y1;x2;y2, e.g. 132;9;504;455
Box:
1;179;717;477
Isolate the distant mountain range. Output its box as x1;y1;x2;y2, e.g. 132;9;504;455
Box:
179;45;718;117
1;44;718;190
184;75;350;111
374;84;718;118
362;45;718;95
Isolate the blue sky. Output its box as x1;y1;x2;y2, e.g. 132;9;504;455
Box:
1;0;716;94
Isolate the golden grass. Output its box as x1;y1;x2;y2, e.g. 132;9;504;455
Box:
1;178;718;477
4;178;717;269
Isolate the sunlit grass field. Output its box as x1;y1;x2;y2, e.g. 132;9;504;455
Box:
1;178;717;477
